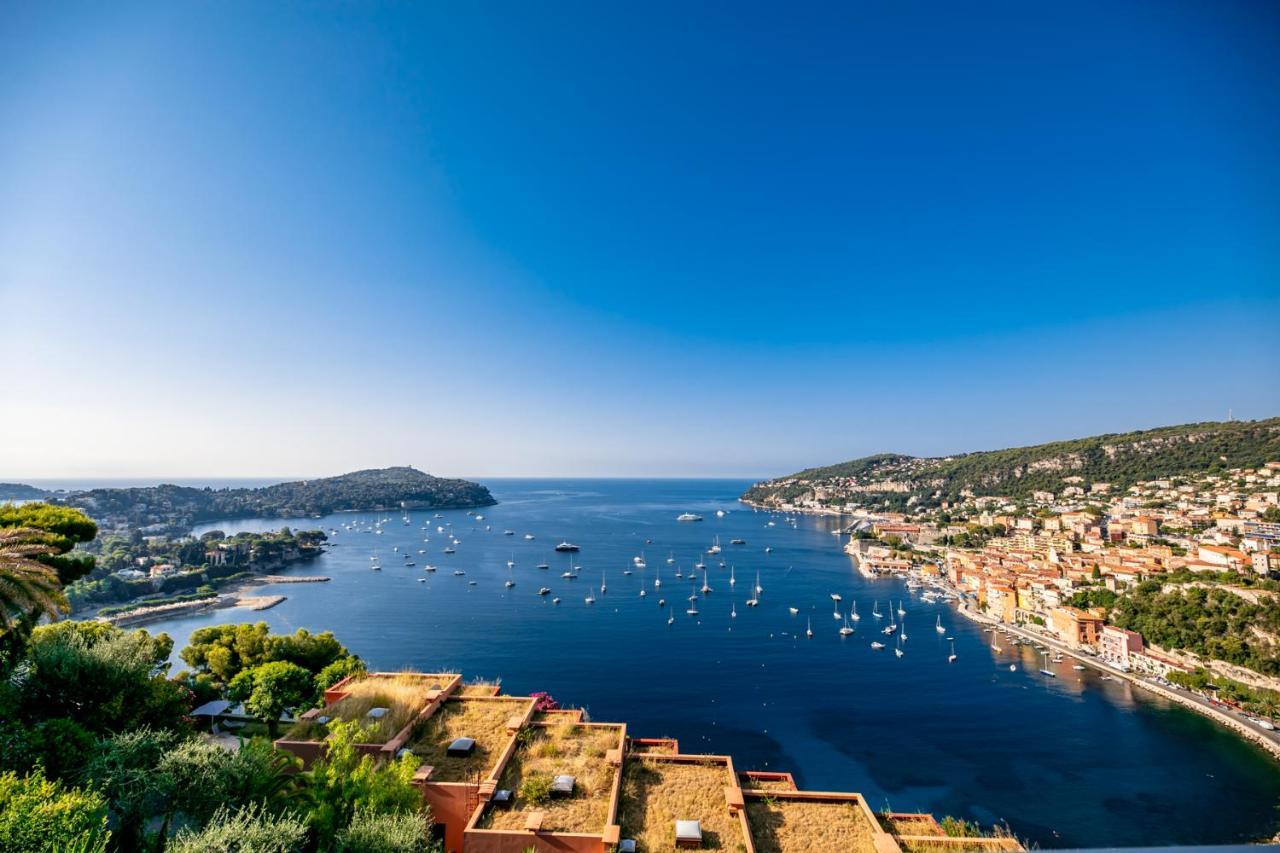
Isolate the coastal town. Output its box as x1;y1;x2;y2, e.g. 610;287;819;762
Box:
749;459;1280;751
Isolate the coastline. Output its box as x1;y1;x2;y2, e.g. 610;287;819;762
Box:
949;596;1280;762
94;573;329;627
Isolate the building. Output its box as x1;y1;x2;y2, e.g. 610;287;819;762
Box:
1050;606;1105;650
272;671;1022;853
1099;625;1144;670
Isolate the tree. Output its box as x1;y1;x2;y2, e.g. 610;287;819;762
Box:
301;720;424;850
158;737;298;829
167;803;308;853
80;728;181;850
0;770;109;853
227;661;315;737
181;622;357;688
0;528;66;630
15;622;190;735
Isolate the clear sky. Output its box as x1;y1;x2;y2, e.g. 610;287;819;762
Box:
1;2;1277;480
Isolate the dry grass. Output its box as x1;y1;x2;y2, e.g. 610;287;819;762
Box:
746;798;878;853
407;697;529;782
628;740;678;755
480;722;623;833
458;682;502;697
897;838;1023;853
284;672;446;744
617;758;747;851
740;776;795;792
879;814;944;837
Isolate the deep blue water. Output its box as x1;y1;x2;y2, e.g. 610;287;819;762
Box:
142;479;1280;847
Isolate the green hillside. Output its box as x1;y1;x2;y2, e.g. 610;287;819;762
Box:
743;418;1280;508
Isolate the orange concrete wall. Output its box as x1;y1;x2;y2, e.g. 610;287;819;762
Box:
421;782;478;853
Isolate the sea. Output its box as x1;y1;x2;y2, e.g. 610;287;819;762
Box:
107;478;1278;847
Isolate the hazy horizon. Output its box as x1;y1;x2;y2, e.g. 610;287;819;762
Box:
3;3;1277;479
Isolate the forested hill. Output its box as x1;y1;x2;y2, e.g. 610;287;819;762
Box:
743;418;1280;509
0;483;51;501
55;467;495;529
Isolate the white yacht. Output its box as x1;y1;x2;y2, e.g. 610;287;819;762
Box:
677;512;703;522
936;615;946;634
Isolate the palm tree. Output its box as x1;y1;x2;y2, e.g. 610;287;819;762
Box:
0;527;68;629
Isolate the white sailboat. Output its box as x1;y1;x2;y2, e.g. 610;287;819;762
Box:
729;566;736;587
701;570;712;594
667;552;675;564
806;617;813;638
851;600;860;621
872;601;883;619
839;614;854;636
948;641;958;663
895;632;904;657
754;571;763;596
935;614;946;634
654;567;662;589
897;600;906;617
900;617;907;641
600;571;606;595
731;600;737;619
1039;651;1057;677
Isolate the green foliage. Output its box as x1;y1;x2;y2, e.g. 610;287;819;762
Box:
81;728;182;849
335;806;435;853
0;503;97;554
0;770;109;853
519;773;553;805
0;717;96;782
744;417;1280;508
316;656;367;693
301;720;423;850
938;815;984;837
15;622;189;735
1264;507;1280;523
1111;584;1280;676
1169;668;1280;718
158;737;298;827
227;661;316;737
167;803;309;853
181;622;357;688
1066;587;1119;611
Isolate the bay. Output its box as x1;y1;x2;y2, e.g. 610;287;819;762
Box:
139;478;1280;847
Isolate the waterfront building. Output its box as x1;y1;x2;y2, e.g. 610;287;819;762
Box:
1099;625;1145;670
1050;606;1105;650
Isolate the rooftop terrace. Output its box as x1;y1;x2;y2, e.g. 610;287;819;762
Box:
407;695;532;783
478;719;624;834
284;671;458;744
747;793;880;853
617;756;749;851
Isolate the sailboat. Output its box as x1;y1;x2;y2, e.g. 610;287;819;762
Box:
1039;651;1057;678
948;641;958;663
897;600;906;617
654;567;662;589
600;571;607;595
729;566;736;587
806;617;813;638
900;617;907;641
708;536;722;555
731;600;737;619
935;615;946;634
701;570;712;594
634;552;646;569
895;632;904;658
872;601;883;619
839;614;854;636
871;640;886;650
850;600;860;621
507;553;515;568
584;589;595;605
667;552;675;564
686;594;699;616
754;571;763;596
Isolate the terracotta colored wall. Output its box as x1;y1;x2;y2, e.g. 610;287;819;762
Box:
421;783;478;853
463;830;604;853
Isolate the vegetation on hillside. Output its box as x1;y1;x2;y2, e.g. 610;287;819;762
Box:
51;466;495;530
743;418;1280;508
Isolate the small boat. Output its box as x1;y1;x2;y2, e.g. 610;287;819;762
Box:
872;601;883;619
948;641;957;663
468;581;477;586
746;595;759;607
524;534;535;540
503;530;514;536
1039;652;1057;677
658;598;666;607
1010;664;1016;672
536;563;550;570
700;570;712;594
935;615;946;634
731;602;737;619
1073;664;1086;671
417;578;426;583
404;561;415;567
443;547;455;554
424;565;437;572
900;617;908;641
895;634;904;658
730;538;745;545
882;624;897;636
507;554;515;568
729;566;736;587
830;593;842;602
562;571;575;579
666;552;675;564
839;615;854;636
453;570;465;576
600;572;607;595
371;564;382;571
668;613;675;625
654;569;662;589
871;641;886;650
707;536;722;555
584;591;595;604
555;542;580;552
897;601;906;616
806;617;813;638
788;606;799;615
754;571;763;596
676;513;703;522
716;509;726;517
694;558;706;570
850;601;860;621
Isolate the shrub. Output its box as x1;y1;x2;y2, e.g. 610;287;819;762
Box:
0;769;109;852
519;773;553;805
167;803;308;853
336;806;436;852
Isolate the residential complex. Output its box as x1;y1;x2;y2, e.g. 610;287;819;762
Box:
262;671;1022;853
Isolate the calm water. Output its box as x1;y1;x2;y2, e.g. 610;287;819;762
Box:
143;479;1279;847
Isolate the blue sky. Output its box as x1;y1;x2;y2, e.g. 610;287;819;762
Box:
1;2;1277;479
